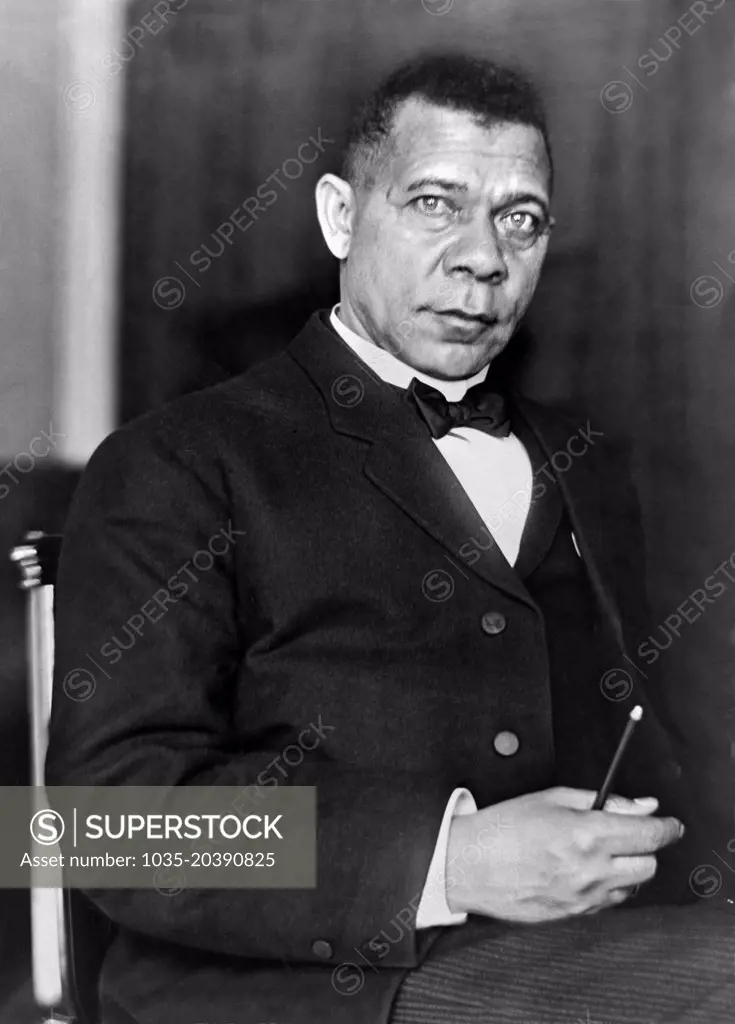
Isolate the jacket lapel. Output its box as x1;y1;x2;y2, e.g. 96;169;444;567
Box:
512;395;629;654
362;436;536;609
289;312;628;633
510;408;563;581
289;312;537;609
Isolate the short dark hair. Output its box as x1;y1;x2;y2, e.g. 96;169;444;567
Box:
341;52;552;192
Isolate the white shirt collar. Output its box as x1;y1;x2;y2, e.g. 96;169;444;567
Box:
329;305;489;402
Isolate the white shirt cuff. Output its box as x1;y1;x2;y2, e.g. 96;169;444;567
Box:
415;787;477;929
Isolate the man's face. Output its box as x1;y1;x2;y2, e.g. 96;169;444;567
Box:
339;99;552;379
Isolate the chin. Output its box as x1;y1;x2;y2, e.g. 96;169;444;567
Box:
422;334;511;379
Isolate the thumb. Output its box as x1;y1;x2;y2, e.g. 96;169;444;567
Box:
545;788;659;814
602;795;659;815
546;787;604;810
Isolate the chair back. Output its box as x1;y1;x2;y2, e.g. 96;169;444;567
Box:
11;532;115;1024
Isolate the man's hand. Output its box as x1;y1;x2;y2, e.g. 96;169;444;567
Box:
445;787;684;923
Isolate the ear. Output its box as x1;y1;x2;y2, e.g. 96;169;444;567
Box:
315;173;356;260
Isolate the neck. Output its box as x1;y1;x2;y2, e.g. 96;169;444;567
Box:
334;301;492;383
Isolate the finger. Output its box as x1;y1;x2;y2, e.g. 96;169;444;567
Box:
605;887;635;907
609;854;657;885
599;814;684;855
581;887;631;915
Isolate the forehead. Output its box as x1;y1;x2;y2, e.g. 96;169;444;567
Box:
382;98;550;199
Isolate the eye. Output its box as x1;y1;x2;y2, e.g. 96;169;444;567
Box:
411;195;457;218
496;210;544;245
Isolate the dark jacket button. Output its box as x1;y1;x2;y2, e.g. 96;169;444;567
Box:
481;611;506;635
312;939;333;960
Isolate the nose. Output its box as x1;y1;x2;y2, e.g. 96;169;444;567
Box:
444;219;509;284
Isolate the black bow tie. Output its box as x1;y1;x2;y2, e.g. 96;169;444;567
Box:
404;376;511;440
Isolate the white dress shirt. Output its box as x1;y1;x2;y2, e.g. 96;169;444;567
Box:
329;306;535;928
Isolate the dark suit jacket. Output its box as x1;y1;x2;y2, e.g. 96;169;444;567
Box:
46;310;706;1024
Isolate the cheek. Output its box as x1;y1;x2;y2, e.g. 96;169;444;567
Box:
508;251;546;302
353;228;420;300
353;220;399;282
354;207;434;281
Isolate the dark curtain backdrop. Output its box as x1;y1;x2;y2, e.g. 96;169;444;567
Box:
120;0;735;836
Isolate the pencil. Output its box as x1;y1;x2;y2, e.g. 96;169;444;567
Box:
592;704;643;811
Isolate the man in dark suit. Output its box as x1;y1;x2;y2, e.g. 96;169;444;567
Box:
46;54;734;1024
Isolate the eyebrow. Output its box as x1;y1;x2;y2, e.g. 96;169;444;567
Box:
404;177;470;194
